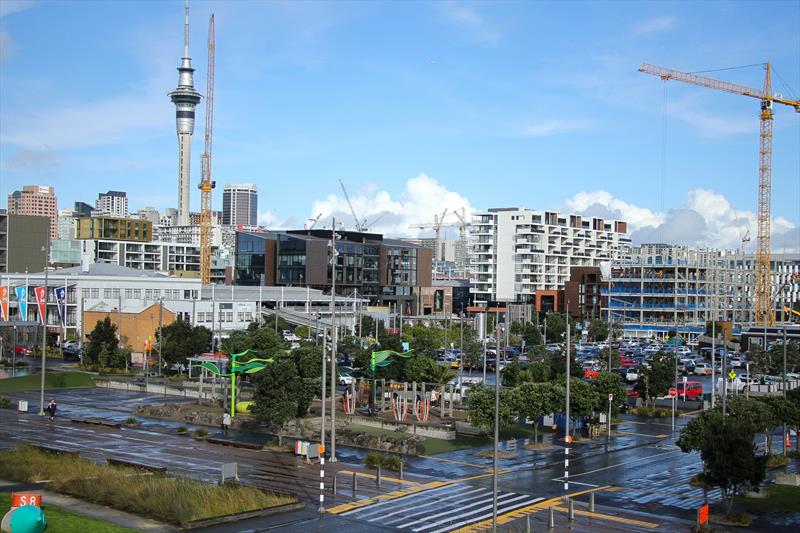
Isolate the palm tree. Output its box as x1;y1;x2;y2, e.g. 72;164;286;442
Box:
424;359;457;419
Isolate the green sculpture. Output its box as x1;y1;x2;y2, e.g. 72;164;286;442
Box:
370;349;414;371
200;349;273;418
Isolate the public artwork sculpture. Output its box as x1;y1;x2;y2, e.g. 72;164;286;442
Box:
370;349;414;421
200;349;273;417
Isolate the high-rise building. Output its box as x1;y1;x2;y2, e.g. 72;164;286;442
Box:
168;0;202;227
74;201;95;217
57;208;86;240
0;213;49;273
469;208;630;304
222;184;258;226
160;208;179;227
133;207;160;226
7;185;58;239
95;190;128;217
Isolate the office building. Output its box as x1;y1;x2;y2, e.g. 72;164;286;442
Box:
234;229;432;313
74;202;95;217
160;208;179;227
222;184;258;226
76;216;152;242
57;209;86;240
7;185;58;239
469;208;629;304
95;190;128;217
189;210;221;226
0;213;49;273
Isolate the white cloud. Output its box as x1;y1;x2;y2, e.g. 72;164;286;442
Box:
563;190;664;229
308;173;473;238
564;188;798;252
633;16;676;35
437;1;500;45
524;118;594;137
0;30;16;62
0;0;34;18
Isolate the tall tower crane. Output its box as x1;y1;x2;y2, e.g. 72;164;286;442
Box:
453;207;470;275
199;14;216;285
639;63;800;325
410;208;455;262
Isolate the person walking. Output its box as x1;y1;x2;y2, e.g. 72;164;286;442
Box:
46;399;57;422
221;412;231;435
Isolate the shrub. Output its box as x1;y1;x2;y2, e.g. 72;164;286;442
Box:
0;396;11;409
365;452;403;472
176;426;188;435
124;417;139;426
192;428;208;439
766;455;789;468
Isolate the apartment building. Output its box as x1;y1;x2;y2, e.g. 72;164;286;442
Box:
469;208;629;304
7;185;58;239
95;190;128;217
75;216;152;242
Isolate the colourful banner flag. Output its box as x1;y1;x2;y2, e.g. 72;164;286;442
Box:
0;286;8;321
55;286;67;327
34;286;47;324
15;286;28;321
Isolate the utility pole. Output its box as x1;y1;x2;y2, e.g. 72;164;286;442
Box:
158;299;164;377
38;241;50;416
564;312;571;493
491;308;501;532
329;219;339;463
321;326;327;453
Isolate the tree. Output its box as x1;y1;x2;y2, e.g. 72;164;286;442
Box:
509;321;524;336
517;382;559;443
788;388;800;453
567;378;599;436
544;313;573;343
291;345;323;416
549;348;583;380
407;326;441;359
589;371;627;415
251;357;299;446
587;319;609;342
84;317;119;366
757;396;791;455
699;416;767;515
726;396;769;440
158;320;212;368
461;328;483;370
677;409;725;453
521;362;551;383
635;352;675;406
501;360;524;387
467;386;520;432
749;345;776;376
521;322;543;348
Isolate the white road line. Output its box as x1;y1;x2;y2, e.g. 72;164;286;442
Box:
425;496;545;533
375;487;489;524
380;488;492;525
401;493;529;531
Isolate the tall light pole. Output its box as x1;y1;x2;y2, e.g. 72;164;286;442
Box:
38;241;50;416
491;306;501;532
564;311;571;493
329;220;339;463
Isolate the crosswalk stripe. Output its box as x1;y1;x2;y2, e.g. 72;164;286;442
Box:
425;496;545;533
376;488;490;524
406;493;533;532
337;482;465;517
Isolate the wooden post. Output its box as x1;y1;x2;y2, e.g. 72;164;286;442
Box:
376;466;381;486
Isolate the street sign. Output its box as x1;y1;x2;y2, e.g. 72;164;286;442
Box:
697;503;709;526
728;370;737;380
608;393;613;401
682;376;688;383
10;493;41;508
668;387;677;398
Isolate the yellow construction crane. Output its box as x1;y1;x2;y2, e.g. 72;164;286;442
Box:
199;14;216;285
639;63;800;325
410;208;456;262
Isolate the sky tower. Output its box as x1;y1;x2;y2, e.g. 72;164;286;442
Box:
168;0;202;227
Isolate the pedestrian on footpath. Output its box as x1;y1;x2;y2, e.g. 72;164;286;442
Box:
222;412;231;434
46;399;57;422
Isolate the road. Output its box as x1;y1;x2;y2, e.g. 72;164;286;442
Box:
1;387;798;532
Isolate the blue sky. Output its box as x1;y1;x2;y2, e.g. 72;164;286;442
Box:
1;0;798;250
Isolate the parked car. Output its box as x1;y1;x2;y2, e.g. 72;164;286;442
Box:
14;346;31;356
583;368;600;380
62;347;81;361
282;330;300;342
693;363;713;376
625;368;640;382
677;381;703;401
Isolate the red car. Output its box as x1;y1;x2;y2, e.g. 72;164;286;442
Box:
14;346;31;356
583;368;600;380
677;381;703;401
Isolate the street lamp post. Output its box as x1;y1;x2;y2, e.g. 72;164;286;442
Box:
491;309;501;532
38;241;50;416
329;220;339;463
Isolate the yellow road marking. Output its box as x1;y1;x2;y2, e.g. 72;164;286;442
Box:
336;469;424;486
456;485;612;532
679;409;703;417
551;506;659;528
452;469;511;483
327;478;450;515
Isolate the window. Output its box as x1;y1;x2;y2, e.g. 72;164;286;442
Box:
238;312;245;322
